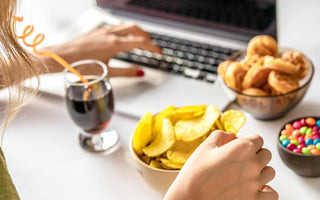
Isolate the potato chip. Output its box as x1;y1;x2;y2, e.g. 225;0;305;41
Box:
149;160;162;169
220;110;246;134
160;158;184;170
167;105;206;124
167;139;202;164
153;106;175;137
143;118;175;157
174;105;220;141
214;119;224;131
132;112;153;155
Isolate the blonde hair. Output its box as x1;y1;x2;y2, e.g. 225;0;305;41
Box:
0;0;43;146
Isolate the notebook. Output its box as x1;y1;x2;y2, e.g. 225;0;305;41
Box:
37;0;276;118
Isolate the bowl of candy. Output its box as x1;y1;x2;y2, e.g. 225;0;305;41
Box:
129;105;246;194
277;116;320;177
218;35;314;120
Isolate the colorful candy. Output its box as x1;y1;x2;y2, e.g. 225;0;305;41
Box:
279;117;320;156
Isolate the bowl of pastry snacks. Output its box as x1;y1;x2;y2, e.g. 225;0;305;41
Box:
218;35;314;120
129;105;245;194
277;116;320;177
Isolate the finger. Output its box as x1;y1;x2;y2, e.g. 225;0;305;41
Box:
117;36;162;53
259;166;276;187
242;134;264;152
108;22;152;39
257;148;272;167
108;66;144;77
258;185;279;200
202;130;237;148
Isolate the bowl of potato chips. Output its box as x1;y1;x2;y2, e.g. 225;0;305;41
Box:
218;35;314;120
129;105;245;194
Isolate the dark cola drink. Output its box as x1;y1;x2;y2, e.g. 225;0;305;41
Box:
66;80;114;134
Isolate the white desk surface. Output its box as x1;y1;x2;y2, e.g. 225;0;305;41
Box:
3;0;320;199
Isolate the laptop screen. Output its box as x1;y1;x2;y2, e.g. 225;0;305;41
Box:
96;0;276;41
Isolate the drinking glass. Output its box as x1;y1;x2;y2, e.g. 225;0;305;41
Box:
63;59;118;152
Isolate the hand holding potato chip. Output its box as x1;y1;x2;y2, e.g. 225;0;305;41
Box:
164;131;278;200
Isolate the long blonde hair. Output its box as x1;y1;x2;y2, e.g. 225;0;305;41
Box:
0;0;43;146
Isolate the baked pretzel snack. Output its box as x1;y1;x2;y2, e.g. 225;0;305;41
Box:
242;88;268;96
240;54;265;69
264;56;298;75
242;65;271;89
261;83;281;96
246;35;278;57
225;62;247;92
217;60;233;82
281;50;310;79
268;71;299;94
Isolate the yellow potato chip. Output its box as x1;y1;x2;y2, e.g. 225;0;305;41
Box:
214;118;224;131
167;105;206;124
220;110;246;134
149;160;162;169
174;105;220;141
153;106;175;137
143;118;175;157
132;112;153;155
160;158;184;170
167;139;202;164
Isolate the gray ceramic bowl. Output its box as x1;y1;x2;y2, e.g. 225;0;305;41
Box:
277;117;320;177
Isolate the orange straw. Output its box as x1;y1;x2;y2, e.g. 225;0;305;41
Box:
14;16;88;83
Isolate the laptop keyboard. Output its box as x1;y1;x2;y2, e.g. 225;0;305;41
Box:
115;32;239;83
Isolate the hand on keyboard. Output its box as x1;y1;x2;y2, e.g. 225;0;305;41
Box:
40;23;162;77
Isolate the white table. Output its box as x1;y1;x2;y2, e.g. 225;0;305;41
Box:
3;0;320;199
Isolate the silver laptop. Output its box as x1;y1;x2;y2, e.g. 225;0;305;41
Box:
37;0;276;118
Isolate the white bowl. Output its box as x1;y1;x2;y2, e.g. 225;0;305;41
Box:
128;134;179;194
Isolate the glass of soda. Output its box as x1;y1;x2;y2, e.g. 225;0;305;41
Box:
63;59;118;153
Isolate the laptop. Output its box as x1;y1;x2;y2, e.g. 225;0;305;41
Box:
37;0;276;118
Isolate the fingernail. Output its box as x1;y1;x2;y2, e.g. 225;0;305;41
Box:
137;70;144;77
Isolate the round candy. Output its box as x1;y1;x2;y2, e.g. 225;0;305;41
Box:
300;118;307;127
306;128;313;135
313;135;320;140
316;143;320;151
311;149;320;155
305;138;314;146
297;144;306;150
306;117;316;126
314;138;320;145
292;129;300;137
307;145;316;150
290;139;299;146
288;135;297;140
281;139;290;148
281;129;290;136
312;126;319;133
287;143;297;151
292;121;301;129
285;123;294;131
279;135;288;142
302;147;311;155
299;126;307;134
298;135;305;144
293;148;302;154
317;119;320;128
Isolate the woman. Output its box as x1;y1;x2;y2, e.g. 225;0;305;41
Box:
0;0;278;199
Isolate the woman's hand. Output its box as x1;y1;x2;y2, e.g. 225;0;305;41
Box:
41;23;162;77
164;131;278;200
